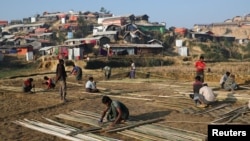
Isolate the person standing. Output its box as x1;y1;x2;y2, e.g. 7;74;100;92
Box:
130;60;136;79
219;71;230;89
99;96;129;128
103;66;111;80
195;56;206;82
70;64;83;82
55;59;67;102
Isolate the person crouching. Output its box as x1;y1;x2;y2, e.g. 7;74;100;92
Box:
23;78;35;93
85;76;99;93
42;76;56;89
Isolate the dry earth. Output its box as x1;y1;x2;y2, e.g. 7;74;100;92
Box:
1;62;250;141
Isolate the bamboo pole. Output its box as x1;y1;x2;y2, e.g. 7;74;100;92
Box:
156;120;209;124
132;126;191;141
85;133;122;141
13;120;84;141
15;119;111;141
144;124;204;141
153;123;207;138
195;103;231;115
73;133;105;141
210;114;233;124
105;118;164;133
69;112;99;120
224;111;242;123
55;113;99;127
118;131;151;141
219;106;245;117
43;117;80;131
72;110;101;118
23;119;74;133
118;129;166;141
67;127;102;136
44;117;102;135
144;125;202;141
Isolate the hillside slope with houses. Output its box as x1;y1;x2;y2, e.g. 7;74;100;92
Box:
0;10;250;62
193;14;250;41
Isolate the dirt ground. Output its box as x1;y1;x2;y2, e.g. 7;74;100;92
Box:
0;65;249;141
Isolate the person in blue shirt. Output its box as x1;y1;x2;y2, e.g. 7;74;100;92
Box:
70;64;83;81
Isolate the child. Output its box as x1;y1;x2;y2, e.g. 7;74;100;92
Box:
23;78;35;93
85;76;99;93
42;76;55;89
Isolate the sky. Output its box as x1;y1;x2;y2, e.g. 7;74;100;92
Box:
0;0;249;29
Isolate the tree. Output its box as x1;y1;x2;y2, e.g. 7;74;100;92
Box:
244;42;250;53
74;16;90;38
100;7;110;14
223;39;238;58
51;30;66;45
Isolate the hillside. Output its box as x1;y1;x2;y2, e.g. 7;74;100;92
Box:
211;26;250;39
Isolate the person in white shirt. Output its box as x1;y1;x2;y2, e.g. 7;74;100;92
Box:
130;60;136;79
198;83;216;106
103;66;111;80
85;76;99;93
219;71;230;89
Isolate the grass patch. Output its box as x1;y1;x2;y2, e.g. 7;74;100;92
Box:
0;55;40;79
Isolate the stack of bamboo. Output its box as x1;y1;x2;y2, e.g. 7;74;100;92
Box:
13;118;120;141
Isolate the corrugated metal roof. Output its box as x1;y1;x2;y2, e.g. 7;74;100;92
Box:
3;35;15;39
37;33;53;36
39;46;54;51
65;37;97;42
7;38;16;42
23;23;45;27
6;24;24;29
109;44;163;48
93;31;117;36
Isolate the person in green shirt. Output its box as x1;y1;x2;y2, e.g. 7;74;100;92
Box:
99;96;129;127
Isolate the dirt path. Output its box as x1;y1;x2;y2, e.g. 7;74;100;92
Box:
0;71;249;141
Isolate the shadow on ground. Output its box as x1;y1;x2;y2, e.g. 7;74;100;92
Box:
129;110;171;121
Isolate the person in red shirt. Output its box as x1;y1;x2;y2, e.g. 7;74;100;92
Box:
195;56;206;82
22;78;35;93
43;76;55;89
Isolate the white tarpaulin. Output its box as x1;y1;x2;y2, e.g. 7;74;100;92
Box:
176;40;183;47
26;52;33;61
68;49;73;60
177;46;189;56
73;48;82;60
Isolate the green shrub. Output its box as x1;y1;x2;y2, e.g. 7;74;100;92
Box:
84;57;174;69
